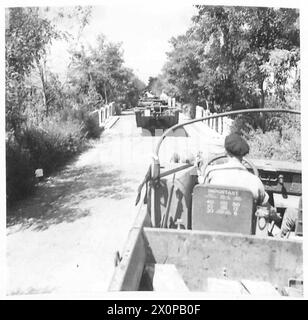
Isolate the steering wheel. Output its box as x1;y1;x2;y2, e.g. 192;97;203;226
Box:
202;153;259;182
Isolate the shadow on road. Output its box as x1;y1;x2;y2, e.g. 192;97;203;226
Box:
140;127;188;137
7;165;135;233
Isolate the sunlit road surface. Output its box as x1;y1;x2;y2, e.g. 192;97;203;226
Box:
6;111;224;296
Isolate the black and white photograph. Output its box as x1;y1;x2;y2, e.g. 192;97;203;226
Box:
1;0;306;300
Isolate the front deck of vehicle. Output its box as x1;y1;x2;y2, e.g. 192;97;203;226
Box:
108;207;303;296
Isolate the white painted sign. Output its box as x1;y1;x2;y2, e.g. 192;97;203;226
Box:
35;169;44;178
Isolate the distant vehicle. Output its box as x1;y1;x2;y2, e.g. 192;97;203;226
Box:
134;95;179;133
109;108;303;297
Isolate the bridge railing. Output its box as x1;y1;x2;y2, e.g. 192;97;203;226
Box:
195;105;233;136
91;102;116;127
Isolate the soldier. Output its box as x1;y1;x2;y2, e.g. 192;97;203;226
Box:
198;133;269;206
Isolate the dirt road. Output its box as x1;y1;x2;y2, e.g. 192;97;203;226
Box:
6;111;224;296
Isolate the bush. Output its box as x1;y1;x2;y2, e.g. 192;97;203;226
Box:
6;138;35;204
26;119;86;173
6;117;88;203
82;113;103;139
114;103;122;116
60;108;103;139
228;98;301;162
229;114;258;134
244;126;301;162
182;104;196;119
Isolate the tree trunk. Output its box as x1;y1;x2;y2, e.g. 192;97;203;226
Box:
259;78;265;133
36;58;48;117
104;83;108;104
260;79;265;109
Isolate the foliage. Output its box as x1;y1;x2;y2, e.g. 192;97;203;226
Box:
6;138;35;203
5;6;96;135
229;93;301;162
5;7;59;77
113;103;122;115
5;7;144;204
162;6;300;113
244;126;301;162
162;35;203;105
146;76;165;97
68;36;145;108
159;5;301;162
6;117;87;203
82;113;103;139
23;120;85;172
5;7;59;136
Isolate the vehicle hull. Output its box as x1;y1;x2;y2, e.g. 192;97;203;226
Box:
108;205;303;294
135;110;179;129
109;108;303;295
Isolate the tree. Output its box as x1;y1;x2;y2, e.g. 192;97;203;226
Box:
93;36;125;103
120;68;146;107
161;6;300;113
146;76;165;96
67;35;145;109
162;34;203;105
5;7;60;135
34;6;93;117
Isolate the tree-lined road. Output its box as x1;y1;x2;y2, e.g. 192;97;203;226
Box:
7;111;223;295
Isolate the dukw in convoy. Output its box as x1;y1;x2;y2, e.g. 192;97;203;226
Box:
110;108;302;297
134;93;180;133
